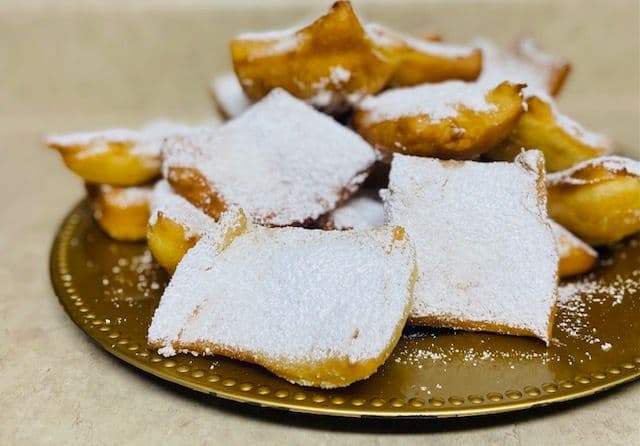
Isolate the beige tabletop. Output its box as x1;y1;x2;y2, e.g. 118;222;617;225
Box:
1;1;639;444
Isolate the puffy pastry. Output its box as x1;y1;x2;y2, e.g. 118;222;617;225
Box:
486;91;611;172
353;80;525;159
547;156;640;245
147;181;218;274
366;23;482;86
164;89;376;227
382;150;558;343
148;209;417;388
550;221;598;278
47;121;192;186
86;183;152;241
230;1;396;113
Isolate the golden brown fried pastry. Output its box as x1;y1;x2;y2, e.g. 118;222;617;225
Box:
147;181;218;274
550;221;598;278
547;156;640;245
383;150;558;343
148;209;417;388
365;23;482;87
47;121;192;186
475;36;571;96
164;89;376;227
486;93;612;171
86;183;152;241
230;1;395;113
353;81;525;159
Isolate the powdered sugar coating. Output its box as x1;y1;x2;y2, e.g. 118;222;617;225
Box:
383;151;558;342
517;37;566;70
150;181;218;238
98;184;153;208
550;221;597;259
235;25;304;56
47;120;195;157
473;37;566;96
547;156;640;186
210;73;252;119
304;65;358;108
357;81;497;124
163;89;377;226
365;23;477;58
330;190;385;230
148;222;416;367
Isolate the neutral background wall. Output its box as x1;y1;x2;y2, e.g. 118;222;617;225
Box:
1;0;638;152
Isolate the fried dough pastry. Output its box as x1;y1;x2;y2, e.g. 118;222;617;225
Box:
486;93;611;171
148;209;417;388
210;73;252;120
365;23;482;87
47;121;192;186
164;89;376;227
353;81;525;159
547;156;640;245
550;221;598;278
230;1;395;112
383;150;558;343
475;37;571;96
147;181;218;274
86;183;152;241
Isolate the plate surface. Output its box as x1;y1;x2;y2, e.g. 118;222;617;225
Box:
50;201;640;417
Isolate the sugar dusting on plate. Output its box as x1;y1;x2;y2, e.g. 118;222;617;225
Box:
392;239;640;370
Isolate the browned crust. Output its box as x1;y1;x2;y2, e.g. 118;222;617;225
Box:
230;1;395;113
146;212;200;274
548;163;640;189
547;175;640;245
85;183;151;241
353;82;524;159
408;313;553;344
167;167;228;220
149;228;418;388
387;48;482;87
548;62;571;97
486;95;609;172
50;140;161;186
558;245;598;278
168;161;375;228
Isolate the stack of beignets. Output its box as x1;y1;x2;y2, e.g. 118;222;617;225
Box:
48;1;640;388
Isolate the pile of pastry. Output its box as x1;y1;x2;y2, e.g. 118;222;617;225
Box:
48;2;640;388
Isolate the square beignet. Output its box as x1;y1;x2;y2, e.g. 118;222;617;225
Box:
164;88;377;227
148;209;417;388
382;150;558;343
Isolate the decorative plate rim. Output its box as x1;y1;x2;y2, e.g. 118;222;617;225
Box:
50;201;640;418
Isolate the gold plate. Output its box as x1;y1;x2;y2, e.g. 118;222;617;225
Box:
50;201;640;418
